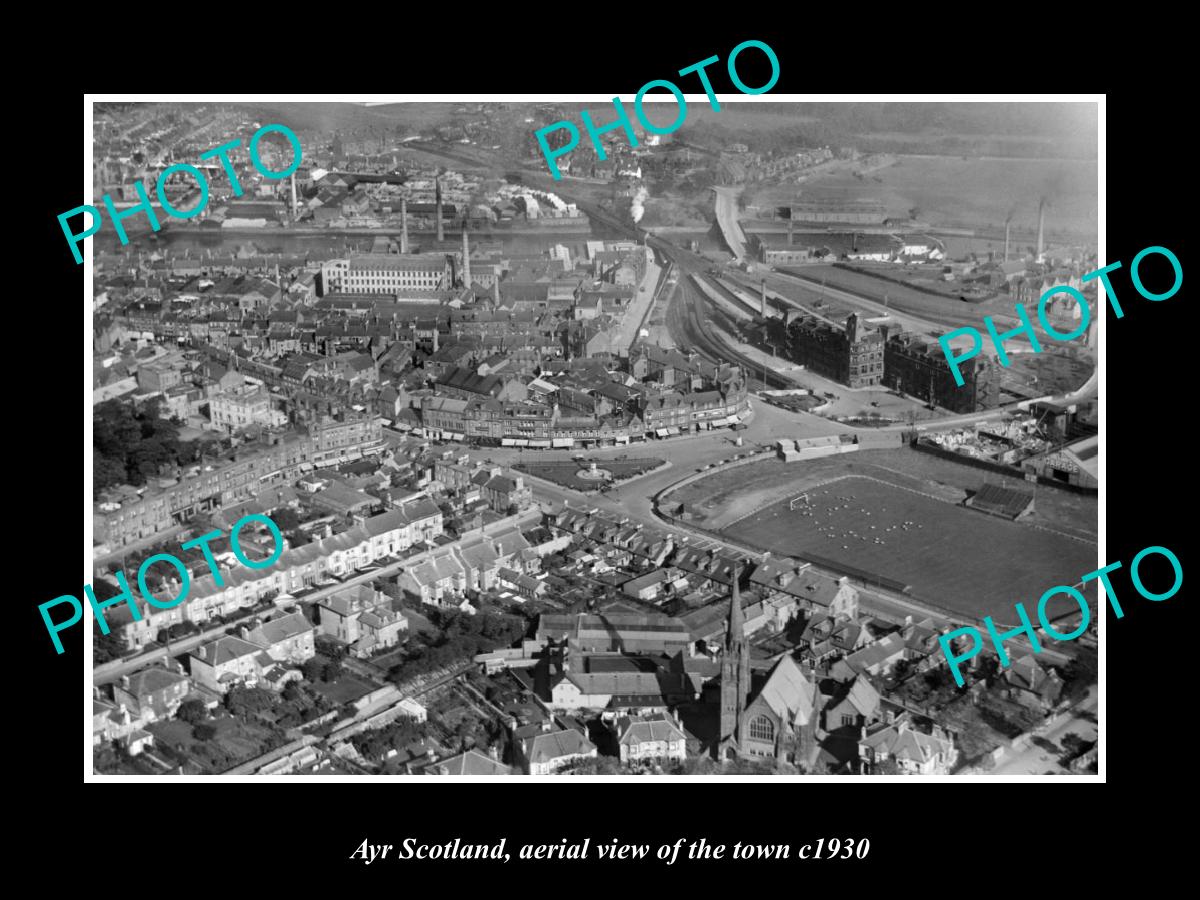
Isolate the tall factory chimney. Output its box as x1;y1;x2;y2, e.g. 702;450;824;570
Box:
1004;219;1011;262
401;198;409;254
290;173;297;220
760;280;767;317
462;228;471;288
787;219;794;246
435;177;444;243
1037;197;1046;261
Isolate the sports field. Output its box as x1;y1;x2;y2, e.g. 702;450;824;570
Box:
722;474;1097;620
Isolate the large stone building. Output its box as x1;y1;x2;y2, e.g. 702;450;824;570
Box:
883;332;1000;414
321;254;452;295
209;385;286;433
784;313;884;388
785;200;887;225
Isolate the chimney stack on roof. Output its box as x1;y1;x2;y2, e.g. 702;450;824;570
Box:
401;198;409;254
436;178;444;243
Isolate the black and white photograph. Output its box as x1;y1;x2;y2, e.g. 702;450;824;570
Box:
74;94;1109;781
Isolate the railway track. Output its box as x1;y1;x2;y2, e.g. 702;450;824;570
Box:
559;197;796;389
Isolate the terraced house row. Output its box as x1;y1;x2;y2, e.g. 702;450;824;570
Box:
94;416;386;550
112;500;443;650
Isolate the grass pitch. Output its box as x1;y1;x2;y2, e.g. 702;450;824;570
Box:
722;474;1095;621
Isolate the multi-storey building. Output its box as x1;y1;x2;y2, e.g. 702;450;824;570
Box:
209;386;285;432
883;332;1000;414
315;584;408;658
785;313;884;388
321;254;452;294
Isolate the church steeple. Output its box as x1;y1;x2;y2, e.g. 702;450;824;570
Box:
718;561;750;759
727;569;744;649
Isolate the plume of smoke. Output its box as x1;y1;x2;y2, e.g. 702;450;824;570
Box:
630;186;649;224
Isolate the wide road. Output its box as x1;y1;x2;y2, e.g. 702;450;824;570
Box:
713;186;748;261
459;409;1054;635
990;686;1098;775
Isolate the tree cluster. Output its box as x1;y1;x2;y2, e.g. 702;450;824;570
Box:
386;610;526;687
93;398;217;495
93;628;128;664
177;698;208;724
302;655;344;683
349;718;431;762
224;686;279;716
1058;651;1098;704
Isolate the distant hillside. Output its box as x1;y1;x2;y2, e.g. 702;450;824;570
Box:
228;101;459;137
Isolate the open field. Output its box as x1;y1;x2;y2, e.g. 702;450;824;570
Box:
670;448;1097;540
722;473;1096;620
799;154;1097;237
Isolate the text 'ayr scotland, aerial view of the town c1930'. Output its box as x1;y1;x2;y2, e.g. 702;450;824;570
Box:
85;98;1099;778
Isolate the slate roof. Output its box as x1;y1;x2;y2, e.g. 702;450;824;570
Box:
431;749;512;776
522;728;596;765
845;632;906;672
251;610;313;645
124;665;189;698
193;635;262;666
753;654;817;726
860;720;954;765
616;714;687;746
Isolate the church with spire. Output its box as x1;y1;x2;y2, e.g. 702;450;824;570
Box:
715;561;820;767
718;565;752;758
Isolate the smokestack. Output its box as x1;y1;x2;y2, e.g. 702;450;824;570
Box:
787;219;794;246
290;173;297;220
462;228;471;288
760;280;767;317
1037;198;1045;261
436;178;444;243
401;199;409;254
1004;219;1010;263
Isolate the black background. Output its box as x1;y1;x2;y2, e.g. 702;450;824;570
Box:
20;25;1189;887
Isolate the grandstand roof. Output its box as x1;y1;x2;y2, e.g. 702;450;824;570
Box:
965;483;1035;520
